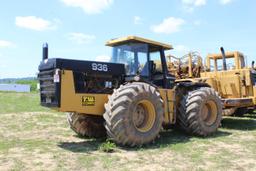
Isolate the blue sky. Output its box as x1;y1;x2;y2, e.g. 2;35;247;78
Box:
0;0;255;78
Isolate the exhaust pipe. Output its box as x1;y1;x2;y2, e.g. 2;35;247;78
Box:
220;47;227;71
42;43;48;61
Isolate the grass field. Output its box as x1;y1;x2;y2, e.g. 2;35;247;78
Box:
0;92;256;171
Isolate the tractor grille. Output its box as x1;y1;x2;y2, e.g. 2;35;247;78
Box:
38;69;60;107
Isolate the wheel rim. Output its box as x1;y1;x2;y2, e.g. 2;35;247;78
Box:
132;100;156;132
201;100;218;126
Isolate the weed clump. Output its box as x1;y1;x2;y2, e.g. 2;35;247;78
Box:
99;140;116;153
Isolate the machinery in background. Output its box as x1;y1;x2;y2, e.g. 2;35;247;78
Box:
167;48;256;116
167;52;203;79
201;48;256;116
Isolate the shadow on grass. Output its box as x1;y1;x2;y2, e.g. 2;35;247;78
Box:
123;129;231;151
58;128;231;153
243;111;256;119
58;136;106;153
221;116;256;131
244;115;256;119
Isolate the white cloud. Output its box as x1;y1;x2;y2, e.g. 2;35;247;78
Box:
151;17;185;34
195;0;206;6
220;0;232;5
182;0;206;12
175;45;190;53
61;0;113;14
95;55;111;62
182;0;206;6
0;40;13;48
15;16;58;31
68;32;95;44
134;16;142;25
170;45;190;58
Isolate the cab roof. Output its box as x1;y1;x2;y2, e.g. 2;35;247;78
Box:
106;36;173;51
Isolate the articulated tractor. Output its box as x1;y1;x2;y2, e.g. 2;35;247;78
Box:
38;36;222;146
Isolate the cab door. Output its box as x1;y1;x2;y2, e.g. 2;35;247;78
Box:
149;49;176;124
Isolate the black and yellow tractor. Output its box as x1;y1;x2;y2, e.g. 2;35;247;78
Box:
38;36;222;146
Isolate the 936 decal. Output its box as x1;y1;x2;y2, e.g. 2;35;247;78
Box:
92;63;108;72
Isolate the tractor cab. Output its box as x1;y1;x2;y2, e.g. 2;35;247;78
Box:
106;36;175;88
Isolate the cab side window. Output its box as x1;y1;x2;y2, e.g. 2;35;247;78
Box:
150;51;164;87
150;51;163;74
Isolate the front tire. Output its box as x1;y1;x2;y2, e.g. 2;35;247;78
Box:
177;87;222;136
103;82;164;146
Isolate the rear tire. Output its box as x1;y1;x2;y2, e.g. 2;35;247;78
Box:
103;82;164;146
177;87;222;136
67;113;106;138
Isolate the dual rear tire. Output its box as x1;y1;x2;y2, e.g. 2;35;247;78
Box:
177;87;222;136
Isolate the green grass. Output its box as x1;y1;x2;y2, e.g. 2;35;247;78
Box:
0;91;255;170
0;91;50;114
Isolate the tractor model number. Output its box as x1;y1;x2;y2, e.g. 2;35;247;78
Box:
92;63;108;72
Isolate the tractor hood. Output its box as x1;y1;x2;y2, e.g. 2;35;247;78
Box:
38;58;125;76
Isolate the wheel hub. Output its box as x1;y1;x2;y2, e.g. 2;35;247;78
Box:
201;100;218;126
133;104;147;128
132;100;156;132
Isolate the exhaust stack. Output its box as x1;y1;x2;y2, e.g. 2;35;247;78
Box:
42;43;48;61
220;47;227;71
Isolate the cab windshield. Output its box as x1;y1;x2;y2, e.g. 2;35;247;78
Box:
110;43;149;76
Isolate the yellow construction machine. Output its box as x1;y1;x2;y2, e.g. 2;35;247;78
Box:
38;36;222;146
167;47;256;116
167;52;203;79
201;48;256;116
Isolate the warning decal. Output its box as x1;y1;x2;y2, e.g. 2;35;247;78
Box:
82;96;95;106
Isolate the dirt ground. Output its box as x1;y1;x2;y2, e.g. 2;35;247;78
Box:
0;111;256;171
